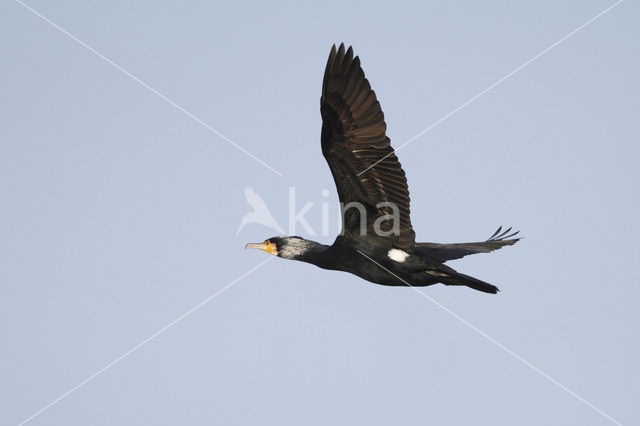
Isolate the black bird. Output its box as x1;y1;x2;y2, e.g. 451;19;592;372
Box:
246;44;519;293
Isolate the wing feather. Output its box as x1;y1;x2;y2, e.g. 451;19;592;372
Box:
321;44;415;250
414;227;521;262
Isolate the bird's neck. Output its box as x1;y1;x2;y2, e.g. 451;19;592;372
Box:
289;240;332;267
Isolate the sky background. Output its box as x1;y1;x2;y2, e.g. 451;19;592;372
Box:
1;0;638;425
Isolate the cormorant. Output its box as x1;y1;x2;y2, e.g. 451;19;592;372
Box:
246;43;519;293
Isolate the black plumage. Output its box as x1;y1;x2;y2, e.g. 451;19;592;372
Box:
246;43;519;294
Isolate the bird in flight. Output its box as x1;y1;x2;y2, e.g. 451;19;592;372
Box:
246;43;519;293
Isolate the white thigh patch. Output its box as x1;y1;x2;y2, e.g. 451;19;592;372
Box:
387;248;409;263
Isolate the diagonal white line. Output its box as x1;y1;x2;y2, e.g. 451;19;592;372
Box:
358;0;624;177
356;250;622;425
17;256;274;426
14;0;283;177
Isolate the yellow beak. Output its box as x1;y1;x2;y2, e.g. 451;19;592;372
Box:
245;241;277;255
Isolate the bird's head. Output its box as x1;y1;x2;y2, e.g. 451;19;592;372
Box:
245;236;316;260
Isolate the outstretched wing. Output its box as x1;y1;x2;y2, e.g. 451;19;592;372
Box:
414;227;520;263
321;43;415;250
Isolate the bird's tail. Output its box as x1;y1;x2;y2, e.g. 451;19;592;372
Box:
428;269;499;294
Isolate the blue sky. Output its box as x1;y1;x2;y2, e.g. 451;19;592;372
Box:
1;1;638;425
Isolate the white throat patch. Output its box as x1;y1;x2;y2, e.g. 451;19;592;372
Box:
279;238;315;259
387;248;409;263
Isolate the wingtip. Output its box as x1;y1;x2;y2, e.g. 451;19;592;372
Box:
334;43;355;54
488;226;502;240
487;226;521;241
